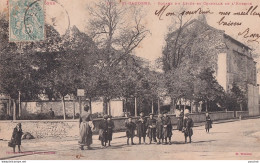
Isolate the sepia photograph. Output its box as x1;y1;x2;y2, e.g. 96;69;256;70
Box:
0;0;260;161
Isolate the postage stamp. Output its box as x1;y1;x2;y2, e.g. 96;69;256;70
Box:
9;0;45;42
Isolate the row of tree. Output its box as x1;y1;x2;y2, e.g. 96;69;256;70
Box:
0;0;247;120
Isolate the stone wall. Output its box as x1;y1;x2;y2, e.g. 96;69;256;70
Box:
235;111;249;118
0;111;235;140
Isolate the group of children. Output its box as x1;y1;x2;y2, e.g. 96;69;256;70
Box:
124;111;194;145
97;110;201;147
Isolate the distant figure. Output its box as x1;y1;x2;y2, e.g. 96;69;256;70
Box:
183;113;194;143
177;109;184;131
156;114;163;144
136;111;147;144
125;116;136;145
79;105;93;150
99;114;109;148
12;123;23;153
147;113;157;144
205;112;212;133
49;108;55;119
107;115;115;146
162;111;172;145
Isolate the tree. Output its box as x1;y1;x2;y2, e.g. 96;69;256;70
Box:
87;0;150;114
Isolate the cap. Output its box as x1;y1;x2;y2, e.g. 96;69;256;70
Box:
149;113;154;116
103;114;108;119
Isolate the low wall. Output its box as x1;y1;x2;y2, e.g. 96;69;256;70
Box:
0;111;235;140
235;111;249;118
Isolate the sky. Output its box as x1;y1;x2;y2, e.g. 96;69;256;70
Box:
1;0;260;82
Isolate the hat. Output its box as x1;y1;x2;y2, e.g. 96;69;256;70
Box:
158;114;163;118
149;113;154;116
128;116;133;119
103;114;108;119
108;115;112;118
184;113;190;116
17;123;21;127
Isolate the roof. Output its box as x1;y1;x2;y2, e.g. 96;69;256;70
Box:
168;18;252;51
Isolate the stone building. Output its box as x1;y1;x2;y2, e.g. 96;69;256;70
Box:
166;16;259;115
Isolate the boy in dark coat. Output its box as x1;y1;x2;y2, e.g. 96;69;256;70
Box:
125;116;136;145
183;113;194;143
136;111;147;144
156;114;163;144
99;115;108;148
146;113;157;144
107;115;115;146
205;112;212;133
12;123;23;153
162;112;172;145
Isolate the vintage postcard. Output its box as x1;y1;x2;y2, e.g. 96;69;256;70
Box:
0;0;260;161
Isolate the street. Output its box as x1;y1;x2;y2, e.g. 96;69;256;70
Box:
1;118;260;160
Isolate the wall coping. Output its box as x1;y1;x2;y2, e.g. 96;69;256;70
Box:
0;111;236;123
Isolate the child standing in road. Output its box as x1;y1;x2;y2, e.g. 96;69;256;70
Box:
107;115;115;146
125;116;136;145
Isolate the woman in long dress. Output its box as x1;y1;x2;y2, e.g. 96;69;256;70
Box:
12;123;23;153
205;112;212;133
79;105;93;150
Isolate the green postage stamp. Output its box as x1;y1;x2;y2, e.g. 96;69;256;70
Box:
9;0;45;41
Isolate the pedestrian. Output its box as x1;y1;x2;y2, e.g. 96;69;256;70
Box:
125;116;136;145
177;109;184;131
162;111;172;145
49;108;55;119
99;114;109;148
79;105;94;150
182;112;194;143
107;115;115;146
205;112;212;133
156;114;163;144
146;113;157;144
11;123;23;153
136;111;147;144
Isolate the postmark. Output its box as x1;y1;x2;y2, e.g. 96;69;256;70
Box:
9;0;45;41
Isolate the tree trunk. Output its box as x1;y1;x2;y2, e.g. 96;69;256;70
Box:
135;97;137;117
73;99;75;119
240;103;242;111
184;99;186;110
206;101;208;112
179;99;181;110
170;98;175;114
89;97;92;114
108;99;111;116
103;97;108;115
190;101;193;113
158;98;160;114
18;91;21;118
151;99;154;114
62;96;66;120
7;96;11;116
13;99;16;120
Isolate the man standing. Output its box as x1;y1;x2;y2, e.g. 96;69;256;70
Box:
146;113;157;144
49;108;55;119
162;111;172;145
137;111;147;144
183;112;194;143
99;114;109;148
